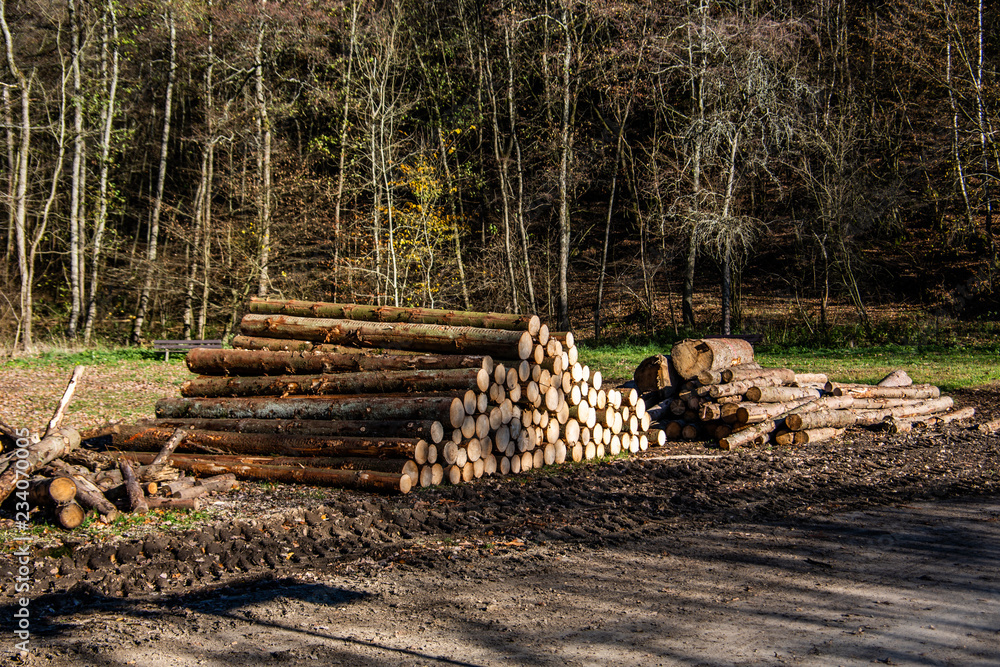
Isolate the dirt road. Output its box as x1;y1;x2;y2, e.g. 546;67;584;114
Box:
9;497;998;666
2;385;999;665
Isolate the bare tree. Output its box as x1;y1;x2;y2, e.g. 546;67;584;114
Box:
1;0;33;349
131;5;177;344
82;0;120;345
255;0;273;297
182;1;219;340
67;0;87;338
332;0;359;302
555;0;576;331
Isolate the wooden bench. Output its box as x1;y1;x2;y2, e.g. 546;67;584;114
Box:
153;339;223;362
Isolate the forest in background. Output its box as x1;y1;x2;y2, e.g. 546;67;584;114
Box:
1;0;998;350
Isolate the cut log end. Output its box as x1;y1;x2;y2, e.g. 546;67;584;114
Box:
517;331;534;360
450;397;467;429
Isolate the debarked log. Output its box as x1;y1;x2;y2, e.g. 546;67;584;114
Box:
698;362;763;386
112;427;436;464
117;452;412;494
841;397;924;410
155;395;467;429
240;313;534;360
181;367;491;398
706;375;786;399
745;386;821;403
717;396;852;450
785;409;859;431
734;397;818;424
852;396;955;425
136;417;446;444
887;406;976;433
827;383;940;399
787;397;954;431
721;366;793;385
792;373;829;386
186;348;491;377
775;427;845;445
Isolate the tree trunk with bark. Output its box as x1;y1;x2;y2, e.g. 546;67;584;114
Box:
186;348;489;376
132;417;446;443
155;394;467;428
180;367;490;398
240;313;534;359
131;7;176;344
249;298;541;334
115;427;435;462
671;338;755;380
119;453;412;493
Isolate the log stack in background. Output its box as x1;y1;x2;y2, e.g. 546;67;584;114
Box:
638;338;974;449
111;298;665;494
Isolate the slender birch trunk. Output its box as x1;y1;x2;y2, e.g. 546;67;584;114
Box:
67;0;85;338
3;86;13;273
720;130;740;335
131;6;176;344
506;21;535;313
333;0;358;301
184;6;215;339
484;39;519;311
683;0;708;329
197;4;215;340
946;36;974;231
255;0;272;297
975;0;993;261
1;0;33;349
555;2;574;331
594;102;629;339
84;1;120;344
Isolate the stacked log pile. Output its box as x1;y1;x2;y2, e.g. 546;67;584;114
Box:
639;338;975;449
109;298;664;494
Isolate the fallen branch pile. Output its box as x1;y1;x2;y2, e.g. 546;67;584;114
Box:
109;298;664;494
0;367;237;530
637;338;976;449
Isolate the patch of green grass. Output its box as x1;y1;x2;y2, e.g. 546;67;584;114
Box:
75;508;212;538
2;345;180;369
578;340;669;382
755;345;1000;392
0;508;213;555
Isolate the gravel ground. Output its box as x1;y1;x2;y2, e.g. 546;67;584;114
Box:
1;378;998;665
